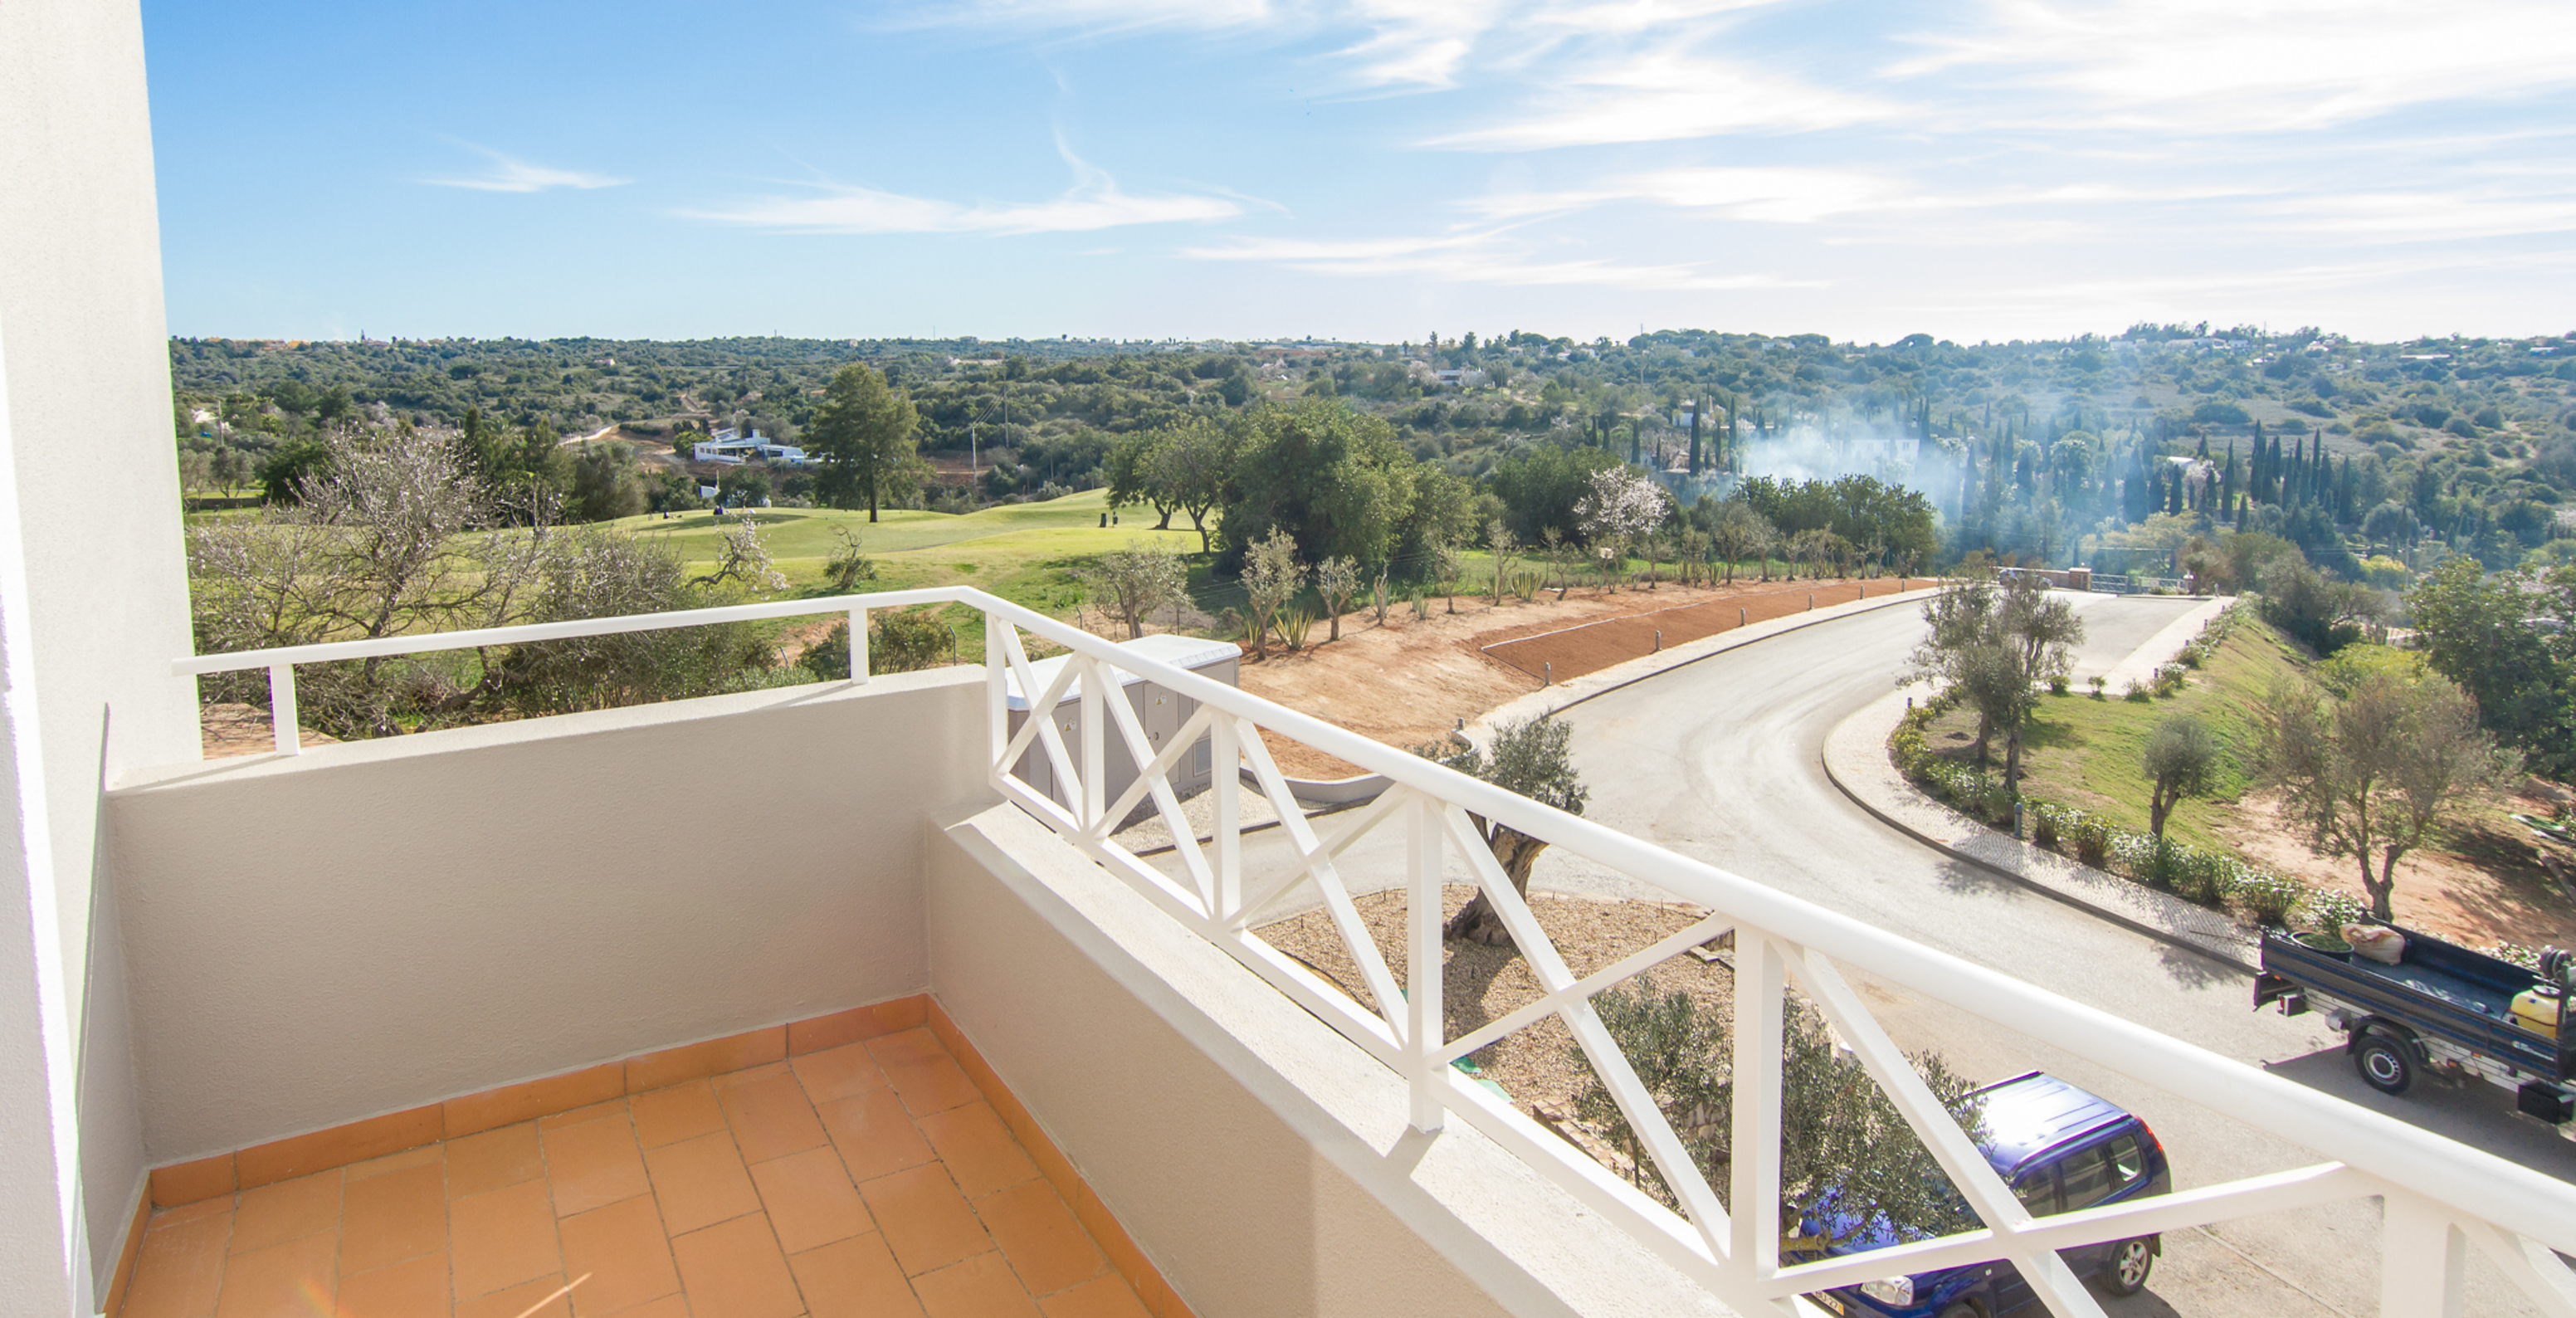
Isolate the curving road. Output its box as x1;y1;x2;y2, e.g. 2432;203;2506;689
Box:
1195;593;2569;1315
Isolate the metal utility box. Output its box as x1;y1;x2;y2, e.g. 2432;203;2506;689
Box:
1004;634;1242;819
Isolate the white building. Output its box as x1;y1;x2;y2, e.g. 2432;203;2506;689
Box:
691;426;809;466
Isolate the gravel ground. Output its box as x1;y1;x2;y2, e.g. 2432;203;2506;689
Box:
1255;885;1733;1126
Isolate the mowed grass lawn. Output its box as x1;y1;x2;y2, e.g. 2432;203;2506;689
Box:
1920;615;2313;854
605;491;1205;656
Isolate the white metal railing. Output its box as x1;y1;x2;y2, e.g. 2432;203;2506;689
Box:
176;588;2576;1318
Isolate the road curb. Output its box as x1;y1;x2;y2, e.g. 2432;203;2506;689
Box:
1466;584;1944;744
1821;691;2261;975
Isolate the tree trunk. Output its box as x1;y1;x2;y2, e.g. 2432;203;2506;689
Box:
2369;845;2403;923
2003;720;2023;793
1444;827;1549;948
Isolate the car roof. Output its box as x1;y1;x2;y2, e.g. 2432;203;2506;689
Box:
1971;1071;2134;1175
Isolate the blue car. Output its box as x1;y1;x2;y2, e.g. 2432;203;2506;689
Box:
1803;1071;2173;1316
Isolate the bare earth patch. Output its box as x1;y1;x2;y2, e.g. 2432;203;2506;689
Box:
1256;885;1728;1124
2217;789;2576;949
200;702;336;759
1237;577;1881;779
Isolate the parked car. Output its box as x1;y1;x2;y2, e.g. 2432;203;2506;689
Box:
1803;1071;2173;1316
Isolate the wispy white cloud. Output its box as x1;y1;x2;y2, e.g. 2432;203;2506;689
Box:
686;137;1247;235
1432;53;1891;148
1182;228;1808;290
1895;0;2576;133
422;146;627;193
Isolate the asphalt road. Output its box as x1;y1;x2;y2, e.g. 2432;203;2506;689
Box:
1191;592;2574;1316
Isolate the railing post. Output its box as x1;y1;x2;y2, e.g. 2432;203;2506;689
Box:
847;606;868;683
2383;1191;2466;1318
1079;657;1105;827
268;662;301;757
1212;716;1241;920
1730;929;1783;1281
985;618;1007;772
1407;793;1445;1133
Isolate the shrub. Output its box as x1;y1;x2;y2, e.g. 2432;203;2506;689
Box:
2089;675;2107;700
2233;872;2305;925
2030;804;2061;849
2152;663;2189;696
2047;675;2070;696
2123;678;2152;702
2071;817;2114;866
2300;887;2371;935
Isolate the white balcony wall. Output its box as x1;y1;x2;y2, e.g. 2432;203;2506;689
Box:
928;802;1734;1318
1;0;205;1306
105;670;986;1164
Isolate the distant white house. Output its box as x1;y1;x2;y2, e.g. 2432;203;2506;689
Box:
691;427;809;466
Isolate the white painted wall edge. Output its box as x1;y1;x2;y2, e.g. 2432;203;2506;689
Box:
931;801;1738;1318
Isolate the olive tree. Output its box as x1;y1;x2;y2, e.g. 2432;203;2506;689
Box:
1084;540;1188;640
1315;555;1362;641
2259;670;2515;921
1416;715;1588;948
1241;527;1304;659
1573;978;1986;1249
2142;714;2220;842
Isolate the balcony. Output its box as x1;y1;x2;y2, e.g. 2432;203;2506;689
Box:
76;588;2576;1318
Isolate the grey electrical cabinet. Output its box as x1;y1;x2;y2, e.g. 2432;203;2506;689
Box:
1003;634;1242;820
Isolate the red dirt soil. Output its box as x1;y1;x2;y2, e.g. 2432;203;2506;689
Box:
1479;579;1888;685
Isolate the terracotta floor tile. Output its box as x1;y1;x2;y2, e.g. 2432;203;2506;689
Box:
642;1130;761;1237
878;1055;983;1118
917;1104;1038;1198
668;1213;803;1318
230;1171;341;1254
627;1081;726;1150
715;1067;829;1165
446;1123;544;1199
599;1297;690;1318
345;1145;442;1183
540;1099;628;1131
340;1159;447;1275
789;1233;925;1318
1037;1276;1153;1318
817;1088;934;1183
448;1179;562;1301
858;1164;993;1277
212;1231;337;1318
865;1028;948;1067
555;1194;680;1317
973;1181;1105;1299
123;1205;232;1318
910;1252;1042;1318
332;1251;446;1318
791;1042;889;1105
544;1115;651;1217
452;1273;573;1318
747;1145;873;1255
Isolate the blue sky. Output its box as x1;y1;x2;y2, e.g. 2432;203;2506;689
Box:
144;0;2576;344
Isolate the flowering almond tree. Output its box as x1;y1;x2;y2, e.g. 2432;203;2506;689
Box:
1573;466;1671;591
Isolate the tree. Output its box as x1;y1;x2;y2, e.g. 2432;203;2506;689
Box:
1240;527;1304;660
1315;555;1361;641
2141;715;2220;842
1105;430;1175;530
1574;465;1671;590
1907;573;2081;789
1573;978;1986;1249
1706;500;1774;583
1992;574;2082;790
1217;400;1420;572
806;364;919;522
1084;540;1187;639
2258;671;2515;921
567;442;644;522
1417;715;1588;948
1434;537;1464;612
2408;558;2576;779
1149;418;1232;554
1487;520;1520;605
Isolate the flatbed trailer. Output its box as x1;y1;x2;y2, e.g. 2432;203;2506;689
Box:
2256;925;2575;1135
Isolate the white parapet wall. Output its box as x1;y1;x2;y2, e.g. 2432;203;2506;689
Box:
927;800;1736;1318
105;669;988;1164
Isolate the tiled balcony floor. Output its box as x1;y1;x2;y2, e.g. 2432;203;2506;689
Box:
120;1028;1154;1318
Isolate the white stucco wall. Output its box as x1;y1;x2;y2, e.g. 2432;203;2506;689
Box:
928;802;1734;1318
106;671;986;1162
0;0;204;1306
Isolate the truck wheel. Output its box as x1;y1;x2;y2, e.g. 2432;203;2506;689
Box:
2103;1237;2155;1296
2355;1035;2413;1096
